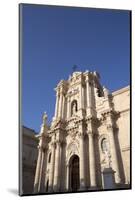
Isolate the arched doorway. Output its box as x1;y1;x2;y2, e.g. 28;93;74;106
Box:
69;155;80;191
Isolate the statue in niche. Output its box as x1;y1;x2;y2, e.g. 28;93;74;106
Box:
103;150;111;168
72;100;77;116
101;138;111;168
73;103;76;114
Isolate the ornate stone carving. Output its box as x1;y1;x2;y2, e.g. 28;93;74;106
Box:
101;151;112;168
67;142;79;161
69;129;77;140
78;132;84;138
42;112;47;125
67;88;79;97
103;86;109;98
51;141;56;148
106;124;113;130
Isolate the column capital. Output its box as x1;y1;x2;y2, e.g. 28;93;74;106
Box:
55;139;62;146
38;145;43;151
106;124;113;130
107;124;119;133
56;90;60;97
66;163;70;167
85;78;92;85
51;141;56;148
78;132;84;139
85;75;90;82
87;131;95;137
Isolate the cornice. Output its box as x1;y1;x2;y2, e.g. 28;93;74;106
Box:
112;85;130;97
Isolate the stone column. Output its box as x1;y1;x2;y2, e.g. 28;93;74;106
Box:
78;85;83;117
54;90;60;118
67;97;70;118
66;164;69;191
107;124;121;183
38;149;44;192
86;80;90;107
58;89;63;118
40;147;48;192
80;85;83;109
82;85;85;109
88;132;97;188
53;141;61;191
34;146;43;193
79;133;86;189
86;79;92;116
60;142;66;191
48;142;56;191
62;95;65;119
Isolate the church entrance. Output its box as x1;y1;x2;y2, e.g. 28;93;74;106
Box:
69;155;80;191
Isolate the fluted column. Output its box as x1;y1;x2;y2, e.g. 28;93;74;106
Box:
79;133;86;189
48;142;56;191
107;124;121;183
54;90;60;118
34;146;43;193
53;141;61;191
88;132;97;188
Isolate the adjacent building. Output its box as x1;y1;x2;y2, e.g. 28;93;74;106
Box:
21;126;38;194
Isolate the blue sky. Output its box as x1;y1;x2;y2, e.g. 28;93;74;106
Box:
21;4;130;133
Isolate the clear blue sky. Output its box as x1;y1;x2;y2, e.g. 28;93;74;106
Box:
21;4;130;133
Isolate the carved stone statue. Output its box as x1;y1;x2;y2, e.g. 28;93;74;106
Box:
101;138;111;168
103;86;109;98
42;112;47;125
72;103;76;115
103;151;111;168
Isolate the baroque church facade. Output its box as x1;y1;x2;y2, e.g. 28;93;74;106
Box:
34;71;130;193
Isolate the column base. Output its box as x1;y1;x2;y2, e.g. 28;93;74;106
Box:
78;187;87;191
86;107;92;116
88;186;98;191
53;185;60;193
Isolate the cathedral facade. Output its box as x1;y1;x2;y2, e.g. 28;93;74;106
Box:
34;71;130;193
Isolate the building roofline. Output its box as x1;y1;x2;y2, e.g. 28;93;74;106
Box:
22;126;38;140
22;125;37;133
112;85;130;96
